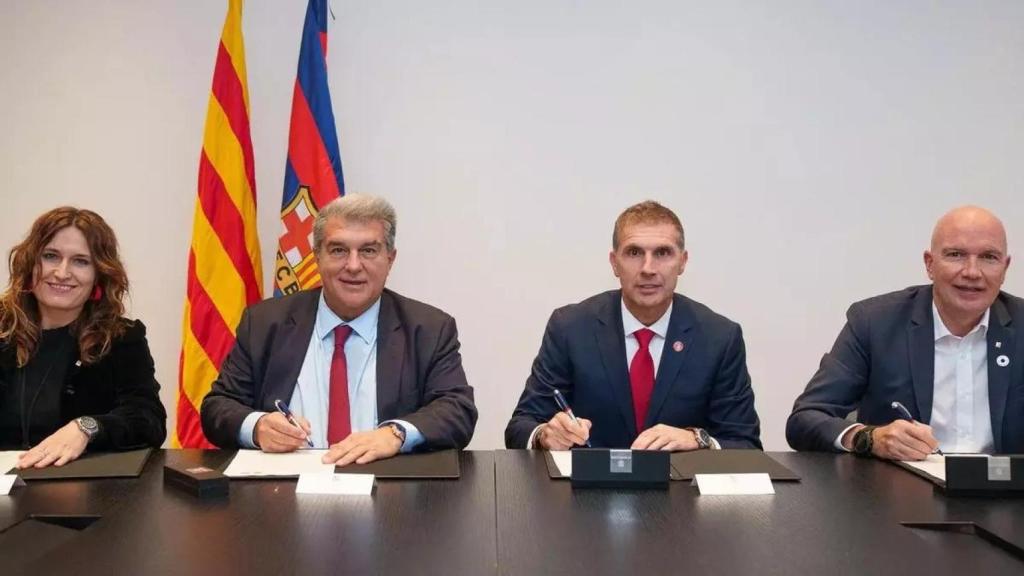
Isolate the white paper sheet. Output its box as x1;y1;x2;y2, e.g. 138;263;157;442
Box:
296;472;374;495
0;474;26;495
899;454;946;483
694;473;774;495
223;449;334;478
0;451;24;475
550;450;573;477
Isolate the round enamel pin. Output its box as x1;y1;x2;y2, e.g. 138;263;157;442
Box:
673;341;684;352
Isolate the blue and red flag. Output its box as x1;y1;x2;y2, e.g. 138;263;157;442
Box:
275;0;345;295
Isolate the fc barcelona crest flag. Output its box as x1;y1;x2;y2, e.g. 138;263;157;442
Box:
275;0;344;296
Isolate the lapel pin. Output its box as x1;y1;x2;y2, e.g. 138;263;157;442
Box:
996;355;1010;368
672;341;685;352
995;341;1002;349
75;360;82;367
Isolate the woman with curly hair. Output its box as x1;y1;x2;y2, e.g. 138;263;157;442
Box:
0;207;165;468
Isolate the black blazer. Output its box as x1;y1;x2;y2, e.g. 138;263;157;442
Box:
786;285;1024;454
505;290;762;449
200;288;478;449
0;319;166;450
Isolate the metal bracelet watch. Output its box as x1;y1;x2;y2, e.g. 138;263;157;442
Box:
686;427;711;449
384;422;407;445
75;416;100;443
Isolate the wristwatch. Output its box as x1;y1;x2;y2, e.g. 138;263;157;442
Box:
852;425;876;456
75;416;100;443
385;422;407;445
687;427;711;449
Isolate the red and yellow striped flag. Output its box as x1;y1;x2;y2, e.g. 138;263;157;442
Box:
175;0;263;448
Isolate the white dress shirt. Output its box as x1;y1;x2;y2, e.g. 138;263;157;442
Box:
930;304;994;453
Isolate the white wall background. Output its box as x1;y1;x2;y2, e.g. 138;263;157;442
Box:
1;1;1021;450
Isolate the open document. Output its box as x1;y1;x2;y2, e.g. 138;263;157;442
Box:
896;454;945;484
223;449;334;478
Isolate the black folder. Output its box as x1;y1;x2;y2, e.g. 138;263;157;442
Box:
334;449;460;479
669;450;801;481
9;448;153;480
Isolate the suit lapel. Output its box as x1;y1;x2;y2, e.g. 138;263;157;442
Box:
907;287;935;423
375;290;405;420
986;297;1013;452
593;292;635;438
646;294;695;427
262;290;319;407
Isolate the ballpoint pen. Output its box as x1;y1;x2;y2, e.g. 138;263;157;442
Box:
551;389;592;448
891;401;943;455
275;399;314;448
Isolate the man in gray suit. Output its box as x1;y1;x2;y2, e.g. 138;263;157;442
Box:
202;194;477;465
787;206;1023;460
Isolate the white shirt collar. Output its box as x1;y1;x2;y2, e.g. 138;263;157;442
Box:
315;291;381;345
621;299;672;339
932;302;989;342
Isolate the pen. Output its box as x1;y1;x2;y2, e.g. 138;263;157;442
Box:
890;401;943;455
551;389;592;448
274;399;314;448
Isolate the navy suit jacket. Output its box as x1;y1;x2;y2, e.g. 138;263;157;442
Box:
786;285;1024;454
201;288;477;450
505;290;761;449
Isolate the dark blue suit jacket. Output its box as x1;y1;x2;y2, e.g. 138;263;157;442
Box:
787;285;1024;454
504;290;761;449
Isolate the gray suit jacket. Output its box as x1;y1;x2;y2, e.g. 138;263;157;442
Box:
200;288;477;449
786;285;1024;453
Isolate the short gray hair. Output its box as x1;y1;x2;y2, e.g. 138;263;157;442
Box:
312;193;398;253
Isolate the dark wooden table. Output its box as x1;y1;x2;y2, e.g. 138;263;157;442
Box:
494;450;1024;575
4;450;497;575
3;450;1023;575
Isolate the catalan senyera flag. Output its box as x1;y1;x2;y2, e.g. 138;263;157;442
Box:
274;0;345;296
175;0;263;448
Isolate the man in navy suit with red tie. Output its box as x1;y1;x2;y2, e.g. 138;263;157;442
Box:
505;201;761;451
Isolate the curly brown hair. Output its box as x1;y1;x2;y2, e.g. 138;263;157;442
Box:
0;207;129;366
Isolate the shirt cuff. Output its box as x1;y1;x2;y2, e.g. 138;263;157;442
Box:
834;423;861;452
526;424;545;449
708;436;722;450
382;419;424;453
239;411;267;449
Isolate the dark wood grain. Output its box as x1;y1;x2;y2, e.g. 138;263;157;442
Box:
495;450;1024;575
4;450;1024;575
21;450;497;575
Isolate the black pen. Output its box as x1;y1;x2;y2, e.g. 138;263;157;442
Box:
891;401;943;455
551;389;592;448
274;399;314;448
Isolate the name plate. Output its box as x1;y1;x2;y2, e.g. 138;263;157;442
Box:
694;473;774;495
296;472;375;495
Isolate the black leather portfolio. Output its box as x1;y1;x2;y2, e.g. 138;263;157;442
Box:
670;449;801;481
11;448;153;480
334;449;461;479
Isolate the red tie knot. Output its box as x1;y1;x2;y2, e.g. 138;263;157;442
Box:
634;328;656;349
333;325;353;352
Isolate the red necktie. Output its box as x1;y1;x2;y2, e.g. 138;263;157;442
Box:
629;328;656;434
327;325;354;444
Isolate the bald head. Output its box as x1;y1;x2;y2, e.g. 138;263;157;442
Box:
930;206;1007;254
925;205;1011;336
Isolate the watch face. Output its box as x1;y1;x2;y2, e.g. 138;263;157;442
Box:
853;429;871;453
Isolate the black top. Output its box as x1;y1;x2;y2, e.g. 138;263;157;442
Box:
0;319;166;451
0;326;76;449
